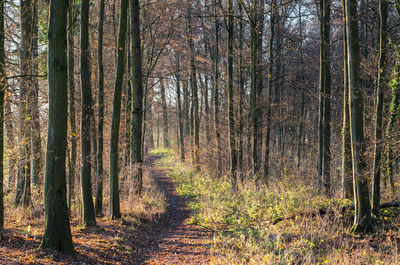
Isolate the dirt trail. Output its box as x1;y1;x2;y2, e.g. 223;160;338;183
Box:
136;156;212;264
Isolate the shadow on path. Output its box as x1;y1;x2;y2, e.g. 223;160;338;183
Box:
135;155;211;265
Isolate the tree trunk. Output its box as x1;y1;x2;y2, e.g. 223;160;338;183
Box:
160;79;169;148
317;0;331;195
130;0;144;196
16;0;33;208
341;0;353;199
187;5;200;172
175;56;185;161
346;0;372;233
251;0;264;178
0;0;4;232
264;0;275;183
124;24;132;167
80;0;96;226
227;0;237;188
67;0;77;212
5;99;16;189
95;0;105;217
238;3;244;182
372;0;387;216
109;0;128;219
322;0;331;196
39;0;74;251
213;0;221;178
31;0;42;188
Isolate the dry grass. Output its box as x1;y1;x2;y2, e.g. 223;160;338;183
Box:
155;148;400;265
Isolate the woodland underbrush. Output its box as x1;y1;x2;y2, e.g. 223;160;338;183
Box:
0;161;169;264
152;147;400;265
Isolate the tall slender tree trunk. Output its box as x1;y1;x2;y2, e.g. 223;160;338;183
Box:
109;0;128;219
130;0;144;196
5;99;16;189
213;0;221;178
176;57;185;161
31;0;42;188
322;0;331;195
95;0;105;217
124;24;132;167
297;3;305;169
317;0;331;195
67;0;77;212
160;79;169;148
251;0;264;178
238;3;244;182
39;0;74;251
0;0;4;232
346;0;372;233
264;0;275;183
16;0;33;208
341;0;353;199
203;75;210;143
187;4;200;172
183;77;190;136
372;0;387;216
227;0;236;188
80;0;96;226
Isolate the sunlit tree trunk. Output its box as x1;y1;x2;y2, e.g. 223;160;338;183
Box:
346;0;372;233
341;0;353;199
0;0;4;232
372;0;387;216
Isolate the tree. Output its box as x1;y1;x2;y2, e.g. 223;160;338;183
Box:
341;0;353;199
345;0;372;233
160;79;169;148
227;0;237;188
80;0;96;226
264;0;276;183
109;0;129;219
250;0;264;178
317;0;331;195
372;0;388;216
174;54;185;162
67;0;77;212
95;0;105;217
0;0;4;233
16;0;33;208
31;0;42;188
212;0;222;178
39;0;74;251
130;0;144;195
187;3;200;172
237;2;245;182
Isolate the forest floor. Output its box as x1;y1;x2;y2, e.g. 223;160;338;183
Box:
0;155;212;265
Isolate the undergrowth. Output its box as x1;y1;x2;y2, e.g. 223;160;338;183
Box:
150;147;400;265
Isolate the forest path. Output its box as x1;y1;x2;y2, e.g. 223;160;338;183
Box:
136;155;212;265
